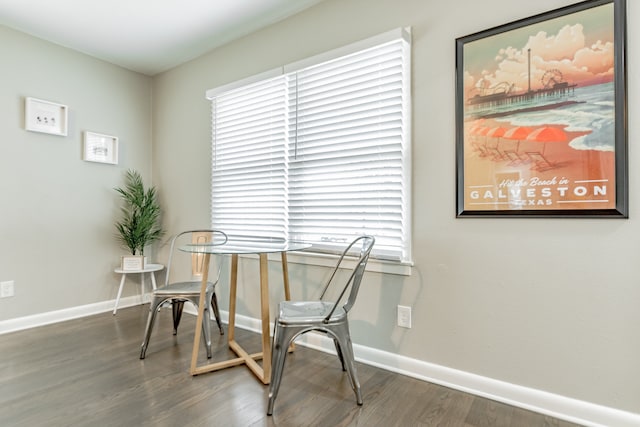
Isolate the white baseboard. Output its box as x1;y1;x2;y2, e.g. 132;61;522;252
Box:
0;295;142;335
2;302;639;427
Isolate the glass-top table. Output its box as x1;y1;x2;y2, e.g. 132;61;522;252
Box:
180;237;310;255
179;237;311;383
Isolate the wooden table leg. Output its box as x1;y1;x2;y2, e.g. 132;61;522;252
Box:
281;252;295;352
281;252;291;301
258;253;271;384
190;253;211;375
228;254;238;342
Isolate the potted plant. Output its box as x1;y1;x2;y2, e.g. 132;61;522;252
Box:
114;169;164;269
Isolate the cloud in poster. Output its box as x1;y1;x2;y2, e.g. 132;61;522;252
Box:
466;24;614;99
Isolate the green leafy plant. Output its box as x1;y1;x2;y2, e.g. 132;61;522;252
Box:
114;169;164;255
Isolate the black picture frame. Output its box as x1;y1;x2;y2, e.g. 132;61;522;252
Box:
455;0;627;217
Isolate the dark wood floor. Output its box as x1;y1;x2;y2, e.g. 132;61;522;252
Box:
0;305;582;427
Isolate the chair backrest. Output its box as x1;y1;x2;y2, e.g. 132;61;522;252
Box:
164;229;228;286
319;235;375;323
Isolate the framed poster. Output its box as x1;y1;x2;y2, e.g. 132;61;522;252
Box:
25;97;68;136
455;0;627;217
83;131;118;165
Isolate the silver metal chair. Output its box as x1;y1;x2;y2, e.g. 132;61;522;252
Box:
267;235;375;415
139;229;227;359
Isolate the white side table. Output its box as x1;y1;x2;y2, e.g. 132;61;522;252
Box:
113;263;164;315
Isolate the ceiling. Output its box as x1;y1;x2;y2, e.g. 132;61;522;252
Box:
0;0;323;76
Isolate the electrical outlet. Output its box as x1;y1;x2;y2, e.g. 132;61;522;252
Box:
0;281;15;298
397;305;411;328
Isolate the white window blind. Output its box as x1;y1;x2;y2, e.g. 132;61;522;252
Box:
210;75;288;239
287;39;409;260
209;29;411;263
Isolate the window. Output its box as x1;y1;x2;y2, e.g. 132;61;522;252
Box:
207;28;411;263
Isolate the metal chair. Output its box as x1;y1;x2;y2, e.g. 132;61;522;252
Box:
267;235;375;415
139;229;227;359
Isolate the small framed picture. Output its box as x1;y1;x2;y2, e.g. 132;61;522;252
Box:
83;131;118;165
25;97;68;136
121;255;145;271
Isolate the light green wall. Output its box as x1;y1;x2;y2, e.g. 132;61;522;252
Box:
0;25;153;318
153;0;640;415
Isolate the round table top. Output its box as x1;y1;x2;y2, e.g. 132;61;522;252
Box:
114;263;164;274
179;237;311;255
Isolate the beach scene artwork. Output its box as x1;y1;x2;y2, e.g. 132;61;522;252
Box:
459;2;621;213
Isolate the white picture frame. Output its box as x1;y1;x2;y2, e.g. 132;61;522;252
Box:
83;131;118;165
121;255;145;271
25;97;68;136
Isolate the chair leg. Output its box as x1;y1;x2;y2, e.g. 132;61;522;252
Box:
172;300;185;335
201;303;213;359
333;337;346;371
210;292;224;335
140;297;163;359
267;322;293;415
333;324;362;405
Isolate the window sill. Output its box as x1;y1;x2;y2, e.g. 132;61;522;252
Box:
238;251;413;276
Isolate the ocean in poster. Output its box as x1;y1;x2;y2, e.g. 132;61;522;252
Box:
473;81;615;152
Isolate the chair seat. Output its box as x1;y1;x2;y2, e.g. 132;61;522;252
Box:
154;281;214;295
278;300;347;324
